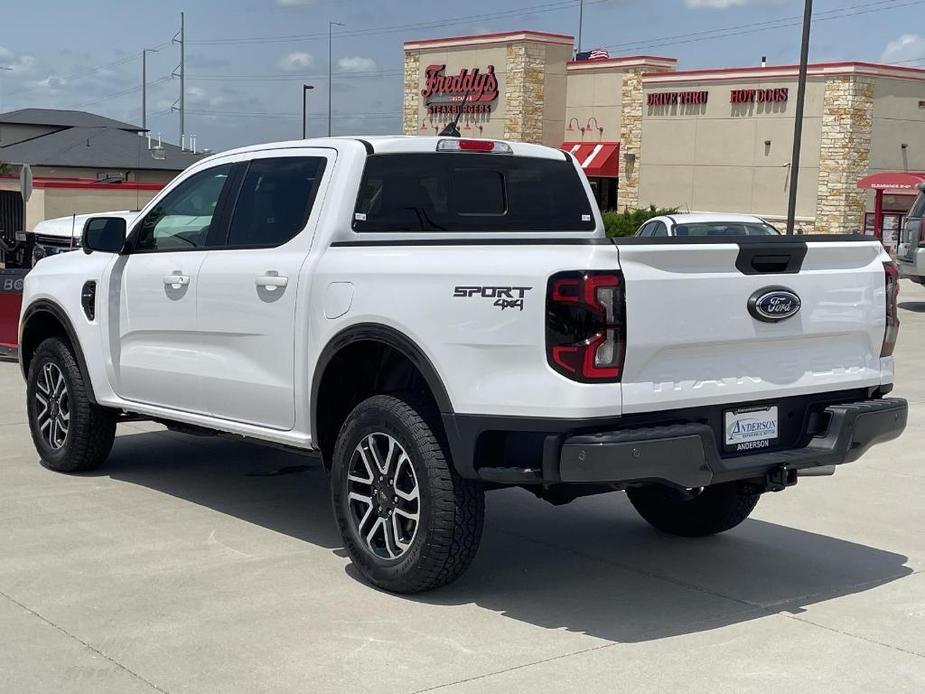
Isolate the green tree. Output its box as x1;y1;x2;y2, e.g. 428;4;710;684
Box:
0;162;10;176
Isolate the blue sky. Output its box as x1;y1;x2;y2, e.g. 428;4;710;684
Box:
0;0;921;151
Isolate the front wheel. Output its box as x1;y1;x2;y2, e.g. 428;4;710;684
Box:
26;337;117;473
330;394;484;593
626;482;759;537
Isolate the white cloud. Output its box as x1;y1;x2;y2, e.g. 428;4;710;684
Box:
276;51;314;72
337;56;377;73
880;34;925;65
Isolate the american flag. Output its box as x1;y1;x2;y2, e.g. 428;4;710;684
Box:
576;48;610;61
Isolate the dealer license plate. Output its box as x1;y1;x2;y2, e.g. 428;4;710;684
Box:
724;406;778;452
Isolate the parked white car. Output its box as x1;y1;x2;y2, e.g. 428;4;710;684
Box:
635;213;781;238
29;211;139;266
17;136;906;593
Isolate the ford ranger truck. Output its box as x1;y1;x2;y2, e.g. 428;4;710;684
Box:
18;136;907;593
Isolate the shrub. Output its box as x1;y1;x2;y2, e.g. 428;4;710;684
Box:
602;206;679;237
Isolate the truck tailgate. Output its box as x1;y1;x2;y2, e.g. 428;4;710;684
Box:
617;239;890;414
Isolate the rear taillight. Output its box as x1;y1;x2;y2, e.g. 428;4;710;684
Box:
882;261;900;357
546;271;625;382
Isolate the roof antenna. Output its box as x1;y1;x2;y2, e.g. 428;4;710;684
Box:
438;91;470;137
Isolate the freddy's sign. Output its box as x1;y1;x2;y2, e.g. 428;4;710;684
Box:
421;64;499;104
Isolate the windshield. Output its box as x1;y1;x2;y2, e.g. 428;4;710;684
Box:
353;153;595;233
673;221;780;237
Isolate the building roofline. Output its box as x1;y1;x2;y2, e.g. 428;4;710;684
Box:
404;30;574;50
643;60;925;84
568;55;677;71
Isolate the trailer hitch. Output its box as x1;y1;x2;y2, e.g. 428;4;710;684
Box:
765;465;798;492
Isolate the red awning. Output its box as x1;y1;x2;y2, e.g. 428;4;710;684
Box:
857;171;925;196
561;141;619;177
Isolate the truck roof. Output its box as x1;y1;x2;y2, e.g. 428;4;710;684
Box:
206;136;569;163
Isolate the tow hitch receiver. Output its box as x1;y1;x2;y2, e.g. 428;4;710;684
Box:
766;466;798;492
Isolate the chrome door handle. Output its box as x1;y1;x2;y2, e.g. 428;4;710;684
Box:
163;273;190;288
256;274;288;290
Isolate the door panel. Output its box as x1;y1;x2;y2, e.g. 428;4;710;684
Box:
196;153;331;429
104;162;237;413
108;252;208;412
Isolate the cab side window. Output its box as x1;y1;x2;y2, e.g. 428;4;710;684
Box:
134;164;233;251
226;157;327;248
652;222;669;237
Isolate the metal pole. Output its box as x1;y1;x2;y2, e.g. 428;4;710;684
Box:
0;66;12;115
786;0;813;235
577;0;584;55
180;11;185;145
328;21;344;137
302;84;314;139
141;48;159;134
142;50;147;132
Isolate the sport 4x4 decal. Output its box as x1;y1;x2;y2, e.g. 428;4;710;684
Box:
453;285;533;311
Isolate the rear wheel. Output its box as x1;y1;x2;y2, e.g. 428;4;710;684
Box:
626;482;759;537
331;394;484;593
26;337;117;473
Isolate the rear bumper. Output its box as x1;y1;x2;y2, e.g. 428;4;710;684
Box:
557;398;906;488
447;393;906;487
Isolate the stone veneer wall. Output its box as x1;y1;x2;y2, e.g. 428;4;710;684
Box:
402;51;421;135
617;69;645;211
503;42;546;143
814;76;874;233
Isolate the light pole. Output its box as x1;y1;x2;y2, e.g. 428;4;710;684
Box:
328;21;344;137
142;48;159;133
302;84;314;139
0;66;12;115
577;0;584;56
786;0;813;235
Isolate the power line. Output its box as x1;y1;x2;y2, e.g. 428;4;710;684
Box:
185;108;400;121
188;0;607;46
72;75;171;110
603;0;923;52
186;69;404;82
1;40;171;101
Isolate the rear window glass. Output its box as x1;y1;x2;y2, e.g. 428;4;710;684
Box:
227;157;326;248
674;222;780;237
353;153;595;232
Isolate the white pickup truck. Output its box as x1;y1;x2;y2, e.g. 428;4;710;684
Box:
18;136;907;593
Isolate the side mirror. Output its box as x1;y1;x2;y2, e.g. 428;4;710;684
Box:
83;217;127;254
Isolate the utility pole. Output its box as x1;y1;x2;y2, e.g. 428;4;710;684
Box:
141;48;158;133
786;0;813;235
302;84;314;139
328;21;344;137
172;12;186;146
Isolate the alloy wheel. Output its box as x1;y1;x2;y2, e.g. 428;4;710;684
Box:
346;433;420;560
35;362;69;450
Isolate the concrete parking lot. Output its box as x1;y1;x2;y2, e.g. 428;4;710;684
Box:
2;284;925;694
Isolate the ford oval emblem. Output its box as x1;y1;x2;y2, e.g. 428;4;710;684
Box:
748;287;801;323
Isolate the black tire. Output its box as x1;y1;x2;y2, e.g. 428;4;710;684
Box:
331;394;484;593
26;337;117;473
626;482;759;537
